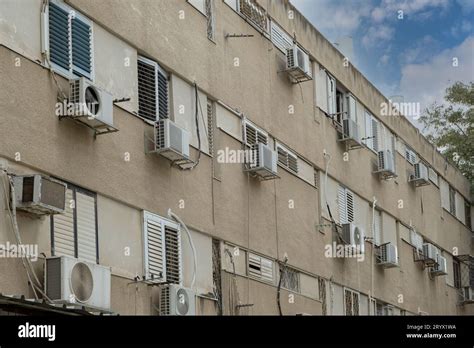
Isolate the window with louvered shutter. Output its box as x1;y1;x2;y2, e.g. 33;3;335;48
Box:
405;146;417;165
371;118;379;152
338;186;354;224
277;144;298;173
164;225;182;285
270;21;293;53
346;190;354;223
143;212;166;282
138;56;169;121
373;209;381;246
248;253;274;283
48;2;92;79
51;184;98;263
244;120;267;146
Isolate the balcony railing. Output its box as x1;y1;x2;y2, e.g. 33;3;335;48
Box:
239;0;268;32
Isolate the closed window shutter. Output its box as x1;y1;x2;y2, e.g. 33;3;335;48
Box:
440;178;450;210
138;58;158;121
245;121;267;146
157;67;169;120
248;253;274;283
277;145;298;173
144;212;166;282
71;17;92;77
346;190;354;223
371;118;379;152
374;210;381;245
364;112;372;148
338;186;347;224
49;3;70;71
164;225;182;285
76;191;97;263
270;21;293;53
52;189;75;257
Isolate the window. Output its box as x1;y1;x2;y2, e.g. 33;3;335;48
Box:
453;259;461;289
47;1;93;79
327;74;336;116
137;56;169;121
270;21;293;53
346;94;357;122
319;278;327;315
238;0;268;32
338;186;354;225
335;90;344;126
206;0;215;41
143;212;182;284
428;168;439;187
449;186;456;215
277;143;298;173
364;112;379;152
344;288;360;316
244;120;268;146
51;184;98;263
465;200;472;230
405;146;417;165
373;209;382;246
281;267;300;293
207;100;214;155
187;0;206;15
248;253;274;283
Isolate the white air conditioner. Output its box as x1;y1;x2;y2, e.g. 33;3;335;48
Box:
378;243;398;268
461;287;474;303
431;254;447;276
67;77;114;130
154;119;191;162
410;230;423;252
286;44;311;81
341;119;361;145
13;175;66;215
342;223;365;254
160;284;196;316
247;143;278;179
377;150;396;178
422;243;438;263
45;255;111;310
410;162;430;186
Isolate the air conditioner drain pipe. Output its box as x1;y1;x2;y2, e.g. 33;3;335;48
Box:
168;209;197;290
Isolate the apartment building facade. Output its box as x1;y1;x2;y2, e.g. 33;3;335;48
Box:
0;0;472;316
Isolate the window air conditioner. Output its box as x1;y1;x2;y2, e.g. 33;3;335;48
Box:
377;150;396;178
422;243;438;264
342;223;365;254
378;243;398;268
247;142;278;179
430;255;447;276
154;119;191;162
13;175;66;215
410;162;430;186
67;77;115;131
286;44;312;81
45;255;111;310
160;284;196;316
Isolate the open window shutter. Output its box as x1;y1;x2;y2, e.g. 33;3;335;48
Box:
143;212;166;282
374;210;381;245
49;3;71;71
440;178;450;210
371;118;379;152
364;112;373;148
327;75;336;115
157;67;169;119
52;189;75;257
138;58;158;121
346;189;354;223
347;95;357;122
338;186;347;224
270;21;293;53
164;224;182;285
288;153;298;173
71;16;92;78
316;69;328;113
76;191;97;263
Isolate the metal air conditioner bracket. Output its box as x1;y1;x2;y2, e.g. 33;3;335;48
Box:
58;114;119;139
373;170;398;181
171;157;196;170
243;168;280;181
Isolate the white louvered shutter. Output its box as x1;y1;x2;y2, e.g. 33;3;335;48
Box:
338;186;347;224
245;121;267;146
143;212;166;282
248;253;274;283
316;69;328;113
277;145;298;173
270;21;293;53
71;15;92;78
364;112;372;148
76;191;97;263
374;210;381;245
49;3;70;72
346;189;354;223
52;189;75;257
371;118;379;152
327;75;336;116
138;57;169;121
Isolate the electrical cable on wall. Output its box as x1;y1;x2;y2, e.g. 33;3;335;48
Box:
276;256;288;316
370;197;377;308
182;83;203;171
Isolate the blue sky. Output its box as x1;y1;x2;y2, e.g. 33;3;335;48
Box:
290;0;474;124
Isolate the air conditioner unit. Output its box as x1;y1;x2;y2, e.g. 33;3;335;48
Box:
410;162;430;186
67;77;115;131
461;287;474;304
430;255;447;276
342;223;365;254
160;284;196;316
422;243;438;263
377;150;396;178
13;175;66;215
247;143;278;179
410;230;423;252
154;119;190;162
340;119;361;145
286;45;311;81
45;255;111;310
378;243;398;268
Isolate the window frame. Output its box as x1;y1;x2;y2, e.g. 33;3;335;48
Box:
343;287;360;316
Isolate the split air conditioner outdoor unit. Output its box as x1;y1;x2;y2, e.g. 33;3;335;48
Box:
160;284;196;316
247;143;278;180
430;254;447;276
422;243;439;264
45;255;111;310
153;119;191;163
378;243;398;268
338;119;362;148
63;77;117;135
13;175;66;215
286;44;312;82
376;150;397;179
342;223;365;254
410;162;430;186
461;287;474;304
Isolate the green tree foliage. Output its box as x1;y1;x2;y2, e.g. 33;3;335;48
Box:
419;82;473;193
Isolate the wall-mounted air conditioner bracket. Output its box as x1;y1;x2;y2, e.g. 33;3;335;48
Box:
243;168;280;181
171;157;196;170
412;248;436;267
58;115;119;139
373;169;398;181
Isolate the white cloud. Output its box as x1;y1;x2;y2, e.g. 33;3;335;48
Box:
371;0;450;22
399;36;474;123
362;25;395;47
379;54;390;65
399;35;438;64
457;0;474;13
